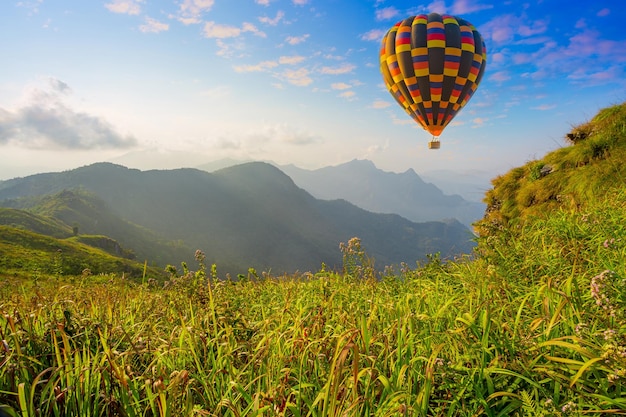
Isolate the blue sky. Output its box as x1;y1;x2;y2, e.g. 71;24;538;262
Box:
1;0;624;181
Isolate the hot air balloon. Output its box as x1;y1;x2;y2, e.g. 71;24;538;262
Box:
380;13;487;149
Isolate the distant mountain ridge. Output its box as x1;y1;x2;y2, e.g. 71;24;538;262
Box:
278;159;485;228
0;162;475;275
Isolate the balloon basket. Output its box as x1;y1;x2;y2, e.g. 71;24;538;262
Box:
428;141;440;150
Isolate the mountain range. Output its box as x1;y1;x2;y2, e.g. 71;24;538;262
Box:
0;162;476;276
276;159;485;228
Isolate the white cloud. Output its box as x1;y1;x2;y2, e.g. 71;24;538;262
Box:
0;79;136;150
285;34;310;45
375;7;399;21
482;14;549;45
280;68;313;86
597;8;610;17
472;117;487;127
279;55;306;65
320;63;355;75
331;82;351;90
233;61;279;73
259;11;284;26
139;17;169;33
292;0;308;5
204;21;241;38
256;0;271;5
233;56;305;75
254;123;317;145
339;91;356;99
204;21;265;39
450;0;493;15
174;0;215;25
371;100;391;109
200;86;231;99
531;104;556;111
361;29;386;42
426;0;447;14
104;0;143;15
242;22;266;37
489;71;511;82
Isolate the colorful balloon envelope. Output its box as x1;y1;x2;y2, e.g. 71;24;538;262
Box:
380;13;487;144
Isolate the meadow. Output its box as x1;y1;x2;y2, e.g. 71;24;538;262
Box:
2;103;626;416
1;188;625;416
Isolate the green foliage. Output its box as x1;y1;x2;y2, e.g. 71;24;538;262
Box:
477;102;626;236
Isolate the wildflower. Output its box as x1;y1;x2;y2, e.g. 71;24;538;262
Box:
194;250;205;263
561;401;576;414
603;238;615;248
574;323;586;335
590;270;617;317
603;329;616;340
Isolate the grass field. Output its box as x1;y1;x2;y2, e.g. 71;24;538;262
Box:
2;103;626;416
1;189;625;416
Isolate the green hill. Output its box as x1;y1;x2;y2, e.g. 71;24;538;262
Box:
0;225;155;278
0;162;476;274
0;199;166;279
476;102;626;236
2;189;193;267
0;207;72;238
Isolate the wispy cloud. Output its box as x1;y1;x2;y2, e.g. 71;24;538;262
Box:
139;17;169;33
450;0;493;14
285;34;310;45
259;11;284;26
502;27;626;85
320;63;355;75
279;55;306;65
204;21;266;39
280;68;313;86
16;0;43;15
481;14;549;44
104;0;143;15
233;55;305;73
255;123;317;145
174;0;215;25
371;99;391;109
361;29;386;42
234;60;279;73
331;82;351;90
199;86;231;99
531;104;556;111
375;7;399;21
292;0;309;5
0;78;137;150
489;71;511;83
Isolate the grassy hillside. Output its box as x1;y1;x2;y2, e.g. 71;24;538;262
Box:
0;207;72;238
0;103;624;415
2;189;193;266
0;225;154;278
476;102;626;236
